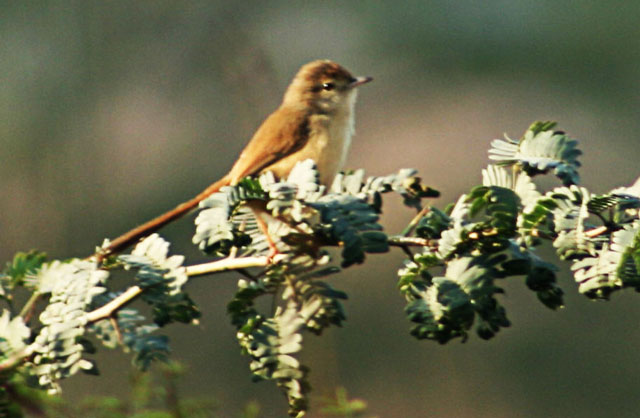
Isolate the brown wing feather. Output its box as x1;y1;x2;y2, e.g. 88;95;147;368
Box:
227;106;310;183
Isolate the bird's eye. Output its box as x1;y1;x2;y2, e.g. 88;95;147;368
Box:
321;82;335;91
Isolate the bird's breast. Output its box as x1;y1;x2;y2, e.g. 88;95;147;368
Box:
265;94;357;186
309;108;354;183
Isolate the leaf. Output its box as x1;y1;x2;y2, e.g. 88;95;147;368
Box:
31;259;108;394
311;194;386;267
119;235;198;327
506;243;564;309
332;167;436;210
402;256;510;343
2;250;47;290
482;165;541;210
518;196;558;245
571;221;640;299
488;122;581;186
236;299;312;417
120;234;188;295
193;191;247;255
549;186;595;259
0;310;30;358
88;298;170;371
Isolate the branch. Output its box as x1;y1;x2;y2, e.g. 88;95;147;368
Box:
87;254;286;323
388;236;434;248
86;286;142;322
585;225;608;238
185;254;287;277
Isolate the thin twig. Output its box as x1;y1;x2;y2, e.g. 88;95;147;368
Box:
110;316;123;345
401;207;431;237
388;236;434;248
0;345;35;373
19;293;40;323
585;225;609;238
399;245;414;259
88;255;285;323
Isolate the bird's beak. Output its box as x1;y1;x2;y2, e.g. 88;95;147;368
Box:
350;76;373;88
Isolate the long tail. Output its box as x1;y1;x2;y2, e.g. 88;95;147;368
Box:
98;175;231;260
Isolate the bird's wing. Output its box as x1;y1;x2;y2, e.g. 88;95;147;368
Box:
227;107;310;183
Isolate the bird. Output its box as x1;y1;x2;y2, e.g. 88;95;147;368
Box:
100;60;372;259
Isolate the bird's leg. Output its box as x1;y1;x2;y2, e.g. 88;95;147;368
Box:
255;212;280;263
247;201;280;263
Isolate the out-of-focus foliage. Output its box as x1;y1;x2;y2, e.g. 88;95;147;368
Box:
319;387;368;417
0;361;218;417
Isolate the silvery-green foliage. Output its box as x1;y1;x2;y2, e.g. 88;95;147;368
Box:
482;165;541;210
505;243;563;309
399;123;580;344
215;161;432;416
437;219;469;259
193;191;235;252
403;256;509;343
613;221;640;288
548;186;595;258
399;234;565;344
31;260;108;394
489;121;581;186
236;292;324;417
119;234;198;327
571;220;640;298
119;234;187;295
603;179;640;225
311;194;387;267
4;119;640;418
515;178;640;298
400;121;640;347
437;183;520;259
284;269;347;335
193;160;424;266
88;294;169;370
228;255;341;416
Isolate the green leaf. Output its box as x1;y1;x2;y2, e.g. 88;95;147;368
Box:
3;250;47;290
415;207;451;239
150;293;201;327
571;220;640;299
528;121;558;135
120;234;187;295
118;235;199;329
549;186;594;259
402;256;510;343
235;299;311;417
488;122;581;186
502;243;564;309
88;299;170;371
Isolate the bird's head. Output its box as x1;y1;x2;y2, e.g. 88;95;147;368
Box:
282;60;372;114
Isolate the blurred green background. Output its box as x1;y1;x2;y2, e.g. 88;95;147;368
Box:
2;1;640;417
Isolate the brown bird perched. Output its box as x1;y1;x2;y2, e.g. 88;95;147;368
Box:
100;60;372;258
